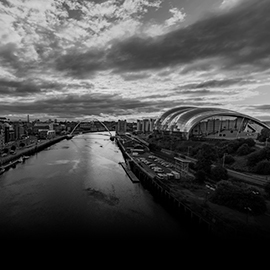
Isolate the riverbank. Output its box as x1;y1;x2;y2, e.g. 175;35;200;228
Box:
0;135;67;167
116;135;270;239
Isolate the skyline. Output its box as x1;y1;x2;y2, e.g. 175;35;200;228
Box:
0;0;270;122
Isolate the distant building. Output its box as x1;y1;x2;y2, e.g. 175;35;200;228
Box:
4;126;9;143
137;120;142;132
155;106;270;140
47;130;56;139
13;122;25;140
33;122;54;134
136;119;156;133
0;126;4;150
116;120;127;135
174;157;191;176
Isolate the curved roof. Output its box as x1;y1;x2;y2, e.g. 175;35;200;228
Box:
155;106;270;134
155;106;195;127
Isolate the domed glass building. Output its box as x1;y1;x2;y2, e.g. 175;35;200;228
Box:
154;107;270;140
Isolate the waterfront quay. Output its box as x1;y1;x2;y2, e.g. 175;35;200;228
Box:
116;133;270;239
0;135;66;169
116;134;237;238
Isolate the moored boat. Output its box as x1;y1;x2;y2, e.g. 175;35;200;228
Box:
66;134;73;140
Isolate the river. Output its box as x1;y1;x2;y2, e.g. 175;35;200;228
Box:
0;132;192;241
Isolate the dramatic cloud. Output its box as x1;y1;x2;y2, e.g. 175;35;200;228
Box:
0;92;215;120
51;0;270;77
0;0;269;120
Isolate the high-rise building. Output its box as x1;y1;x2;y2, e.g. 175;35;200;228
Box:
136;119;156;133
137;120;142;132
149;119;155;132
116;120;127;134
27;115;30;123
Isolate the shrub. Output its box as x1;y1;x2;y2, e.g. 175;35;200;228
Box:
210;181;267;215
257;128;270;142
196;157;212;174
199;143;218;162
227;141;240;154
224;154;235;165
256;160;270;175
211;164;228;182
247;147;270;167
244;138;256;147
247;150;263;167
236;143;251;156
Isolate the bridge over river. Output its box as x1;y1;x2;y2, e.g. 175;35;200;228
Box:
67;119;115;141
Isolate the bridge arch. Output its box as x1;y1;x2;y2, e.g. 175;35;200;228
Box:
70;118;113;137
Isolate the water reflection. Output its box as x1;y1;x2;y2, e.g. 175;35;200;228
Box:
0;132;190;240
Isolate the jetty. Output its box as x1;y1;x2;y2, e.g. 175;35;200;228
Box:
119;161;140;183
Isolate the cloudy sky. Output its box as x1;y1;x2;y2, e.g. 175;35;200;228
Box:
1;0;270;121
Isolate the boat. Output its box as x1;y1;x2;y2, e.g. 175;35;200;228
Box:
22;155;30;160
18;157;23;163
66;134;73;140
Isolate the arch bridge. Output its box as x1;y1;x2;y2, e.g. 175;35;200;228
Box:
67;118;114;140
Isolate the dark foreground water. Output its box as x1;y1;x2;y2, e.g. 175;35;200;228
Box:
0;132;192;241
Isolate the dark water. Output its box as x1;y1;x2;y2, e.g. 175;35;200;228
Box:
0;132;191;241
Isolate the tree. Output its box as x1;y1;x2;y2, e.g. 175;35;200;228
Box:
224;154;235;165
227;140;241;154
257;128;270;142
211;164;228;182
195;143;218;174
256;160;270;175
247;146;270;167
210;181;266;215
199;143;218;162
247;150;264;167
236;143;251;156
196;156;212;174
244;138;255;147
